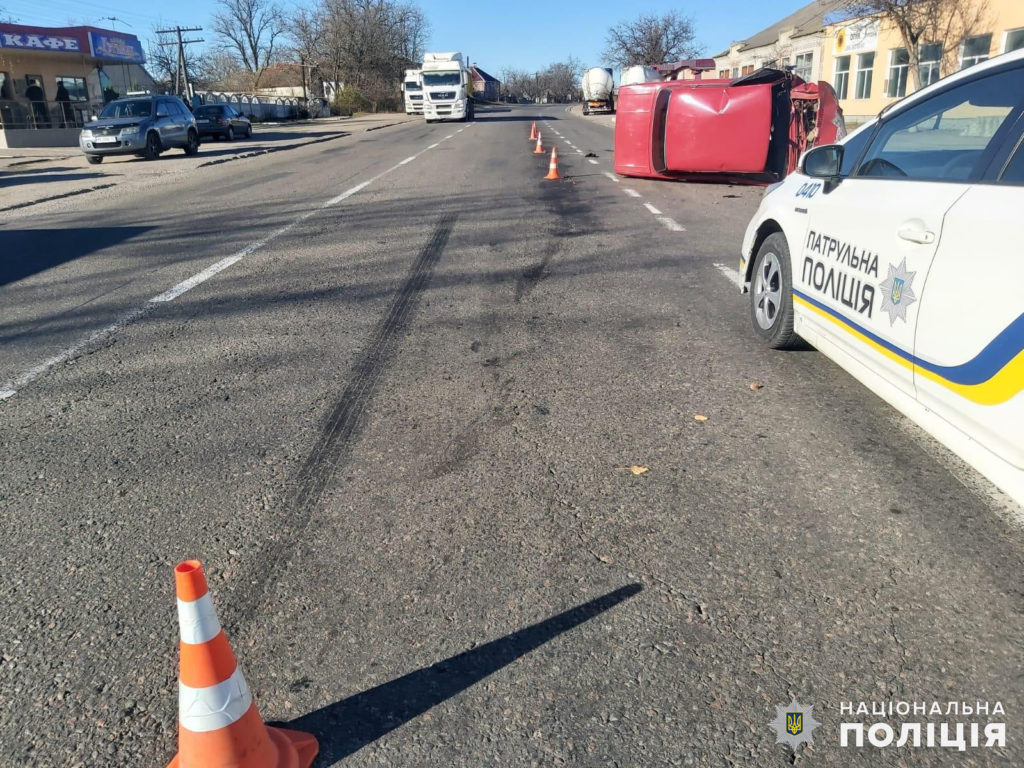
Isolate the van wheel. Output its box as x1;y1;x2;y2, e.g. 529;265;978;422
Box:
143;132;162;160
750;233;799;349
227;126;235;141
86;155;103;165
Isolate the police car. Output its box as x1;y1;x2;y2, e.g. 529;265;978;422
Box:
739;49;1024;507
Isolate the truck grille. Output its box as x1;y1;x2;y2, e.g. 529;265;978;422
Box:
430;91;456;101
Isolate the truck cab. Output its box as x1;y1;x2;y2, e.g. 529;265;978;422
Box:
403;69;423;115
421;52;474;122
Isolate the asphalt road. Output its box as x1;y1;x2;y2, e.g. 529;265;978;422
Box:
0;104;1021;767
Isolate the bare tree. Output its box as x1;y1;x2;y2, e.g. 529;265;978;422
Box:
840;0;990;90
212;0;286;89
603;12;701;68
286;0;430;109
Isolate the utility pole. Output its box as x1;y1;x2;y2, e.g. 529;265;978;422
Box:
157;26;204;101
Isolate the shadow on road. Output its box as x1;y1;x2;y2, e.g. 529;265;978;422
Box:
284;584;642;766
0;169;108;187
0;226;154;287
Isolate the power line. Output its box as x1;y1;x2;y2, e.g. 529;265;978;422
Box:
156;25;203;99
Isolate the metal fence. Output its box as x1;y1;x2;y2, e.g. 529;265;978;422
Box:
0;99;89;130
192;92;306;121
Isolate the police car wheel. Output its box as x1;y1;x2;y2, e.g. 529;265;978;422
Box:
750;233;798;349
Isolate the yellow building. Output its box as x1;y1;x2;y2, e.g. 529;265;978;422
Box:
821;0;1024;122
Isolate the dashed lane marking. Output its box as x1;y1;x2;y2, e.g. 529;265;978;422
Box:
713;263;744;288
643;202;662;215
603;171;619;183
1;131;463;403
587;158;599;165
658;217;686;232
624;188;641;198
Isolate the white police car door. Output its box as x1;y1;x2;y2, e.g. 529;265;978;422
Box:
913;69;1024;483
794;69;1020;400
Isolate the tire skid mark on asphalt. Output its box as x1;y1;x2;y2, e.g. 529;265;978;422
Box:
231;213;457;625
0;131;466;403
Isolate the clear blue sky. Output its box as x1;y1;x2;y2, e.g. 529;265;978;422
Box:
1;0;809;73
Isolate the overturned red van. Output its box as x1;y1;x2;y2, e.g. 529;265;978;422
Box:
613;68;845;184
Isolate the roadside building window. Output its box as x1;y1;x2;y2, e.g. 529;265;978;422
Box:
887;48;910;98
741;65;754;76
0;71;12;100
834;56;850;99
1006;28;1024;53
55;76;87;102
732;67;739;78
719;69;730;78
855;66;1021;182
854;52;874;99
919;44;942;87
961;34;991;69
794;52;813;81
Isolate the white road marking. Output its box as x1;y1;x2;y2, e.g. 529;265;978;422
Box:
428;143;439;149
643;202;662;215
0;305;148;401
623;188;641;198
603;171;619;183
713;262;743;288
445;134;455;139
587;158;599;165
2;131;461;403
151;255;244;302
658;217;686;232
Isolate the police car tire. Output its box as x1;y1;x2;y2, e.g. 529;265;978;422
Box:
750;233;799;349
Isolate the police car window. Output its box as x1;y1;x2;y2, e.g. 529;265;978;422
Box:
855;67;1023;182
1000;136;1024;184
840;127;872;176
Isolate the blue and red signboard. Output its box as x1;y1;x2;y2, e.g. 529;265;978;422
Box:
88;30;145;64
0;23;145;64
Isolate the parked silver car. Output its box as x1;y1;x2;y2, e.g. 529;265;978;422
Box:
79;95;200;164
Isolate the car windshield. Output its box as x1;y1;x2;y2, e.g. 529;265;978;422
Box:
194;106;222;117
424;72;460;86
99;99;152;119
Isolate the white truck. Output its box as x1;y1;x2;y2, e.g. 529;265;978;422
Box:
421;52;474;122
581;67;615;115
402;69;424;115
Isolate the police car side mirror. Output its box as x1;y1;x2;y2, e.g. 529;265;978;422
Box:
802;145;842;179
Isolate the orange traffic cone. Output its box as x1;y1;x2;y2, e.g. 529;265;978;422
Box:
167;560;318;768
544;146;561;180
533;133;544;155
528;121;538;141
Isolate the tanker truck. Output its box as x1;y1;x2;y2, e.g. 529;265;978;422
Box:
402;69;423;115
421;52;474;122
582;67;615;115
